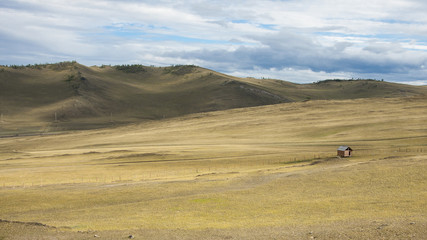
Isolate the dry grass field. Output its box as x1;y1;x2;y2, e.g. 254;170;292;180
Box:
2;62;426;136
0;96;426;239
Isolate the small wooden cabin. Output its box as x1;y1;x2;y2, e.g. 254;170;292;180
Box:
337;146;353;157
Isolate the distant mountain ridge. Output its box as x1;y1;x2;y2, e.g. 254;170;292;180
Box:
1;61;426;133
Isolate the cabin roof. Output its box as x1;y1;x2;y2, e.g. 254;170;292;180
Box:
337;146;352;151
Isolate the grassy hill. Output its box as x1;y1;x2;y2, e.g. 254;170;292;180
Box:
0;96;426;239
1;61;426;134
1;62;426;239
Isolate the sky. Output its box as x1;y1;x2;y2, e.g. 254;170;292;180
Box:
1;0;427;85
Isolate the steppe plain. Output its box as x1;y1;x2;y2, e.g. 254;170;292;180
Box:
0;63;426;239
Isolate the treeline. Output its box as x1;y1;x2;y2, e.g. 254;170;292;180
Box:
114;64;147;73
315;78;385;84
113;64;198;74
0;61;78;70
0;62;200;75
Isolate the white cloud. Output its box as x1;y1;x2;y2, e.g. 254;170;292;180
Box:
0;0;426;84
228;67;352;83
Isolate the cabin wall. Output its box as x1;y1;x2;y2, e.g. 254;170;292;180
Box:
337;150;351;157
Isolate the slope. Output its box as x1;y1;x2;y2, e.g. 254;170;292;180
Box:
0;61;426;134
0;96;426;239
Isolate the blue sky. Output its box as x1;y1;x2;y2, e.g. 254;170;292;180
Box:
1;0;427;85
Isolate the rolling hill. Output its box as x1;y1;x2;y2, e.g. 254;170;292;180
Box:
0;61;426;134
1;62;426;239
0;96;426;239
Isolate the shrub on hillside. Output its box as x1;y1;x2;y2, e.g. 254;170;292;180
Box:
115;64;147;73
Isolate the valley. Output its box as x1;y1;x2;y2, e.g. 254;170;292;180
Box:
1;93;426;239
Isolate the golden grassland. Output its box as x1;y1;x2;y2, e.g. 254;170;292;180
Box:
2;62;426;135
0;96;426;239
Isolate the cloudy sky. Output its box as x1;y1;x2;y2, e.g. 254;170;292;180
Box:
1;0;427;84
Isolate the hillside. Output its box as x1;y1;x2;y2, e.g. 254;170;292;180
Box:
1;61;426;134
1;96;426;239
